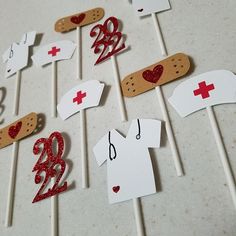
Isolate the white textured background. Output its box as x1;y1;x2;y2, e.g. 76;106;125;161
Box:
0;0;236;235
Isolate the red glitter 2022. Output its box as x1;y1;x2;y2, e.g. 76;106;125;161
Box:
32;131;67;203
90;16;126;65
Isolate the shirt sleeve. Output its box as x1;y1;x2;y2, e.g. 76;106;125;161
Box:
20;31;36;46
93;133;109;166
127;119;162;148
2;47;10;62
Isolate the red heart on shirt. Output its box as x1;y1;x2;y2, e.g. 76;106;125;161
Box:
112;186;120;193
142;65;164;83
70;13;86;25
8;121;22;139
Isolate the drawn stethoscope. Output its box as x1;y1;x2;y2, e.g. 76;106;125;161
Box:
108;119;141;161
9;33;28;59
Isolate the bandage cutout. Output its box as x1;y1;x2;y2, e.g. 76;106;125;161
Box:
0;112;37;149
55;8;105;32
121;53;190;97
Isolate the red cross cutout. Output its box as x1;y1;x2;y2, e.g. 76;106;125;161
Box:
48;46;61;57
193;81;215;99
73;91;87;104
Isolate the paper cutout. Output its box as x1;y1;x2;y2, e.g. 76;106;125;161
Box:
0;112;37;149
0;87;6;124
90;16;126;65
57;80;104;120
132;0;170;16
32;40;76;66
168;70;236;117
55;8;105;32
2;31;36;78
32;131;67;203
121;53;190;97
93;119;161;204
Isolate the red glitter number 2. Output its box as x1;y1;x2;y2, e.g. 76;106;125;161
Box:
90;16;126;65
32;131;67;203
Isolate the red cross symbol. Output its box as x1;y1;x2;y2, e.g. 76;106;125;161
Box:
193;81;215;99
73;91;87;104
48;46;61;57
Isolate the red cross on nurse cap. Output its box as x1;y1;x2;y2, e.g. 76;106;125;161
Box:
168;70;236;117
57;80;105;120
32;40;76;67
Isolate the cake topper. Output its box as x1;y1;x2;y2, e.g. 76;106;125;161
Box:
32;131;69;236
58;80;104;188
90;16;127;121
2;31;36;115
94;119;162;235
55;8;105;80
32;40;76;118
169;70;236;209
2;113;38;227
130;0;171;56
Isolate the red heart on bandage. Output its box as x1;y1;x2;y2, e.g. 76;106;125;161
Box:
112;186;120;193
70;13;86;25
142;65;164;83
8;121;22;139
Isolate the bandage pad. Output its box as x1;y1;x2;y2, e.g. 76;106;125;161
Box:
121;53;190;97
0;112;37;149
55;8;105;32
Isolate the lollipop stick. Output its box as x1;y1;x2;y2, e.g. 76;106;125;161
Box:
155;86;183;176
207;106;236;208
5;141;19;227
52;61;57;118
51;178;58;236
13;70;21;116
80;109;88;188
133;198;145;236
76;27;82;80
111;54;127;122
151;13;167;56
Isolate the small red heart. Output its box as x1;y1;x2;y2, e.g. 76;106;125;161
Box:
142;65;164;83
70;13;86;25
8;121;22;139
112;186;120;193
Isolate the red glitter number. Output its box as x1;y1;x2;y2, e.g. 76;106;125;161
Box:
32;131;67;203
90;16;126;65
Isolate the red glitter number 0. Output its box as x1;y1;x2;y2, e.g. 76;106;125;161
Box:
32;131;67;203
90;16;126;65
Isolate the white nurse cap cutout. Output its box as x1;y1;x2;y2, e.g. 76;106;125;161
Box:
2;31;36;78
132;0;171;17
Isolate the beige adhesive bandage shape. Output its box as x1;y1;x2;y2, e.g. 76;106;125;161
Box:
55;8;105;32
121;53;190;97
0;112;37;149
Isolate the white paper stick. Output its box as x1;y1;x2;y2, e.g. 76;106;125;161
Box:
13;71;21;116
76;27;82;80
111;53;127;122
52;61;57;118
5;141;19;227
51;178;58;236
155;86;183;176
80;109;88;188
151;13;167;56
133;198;145;236
207;106;236;208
